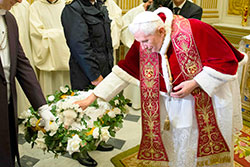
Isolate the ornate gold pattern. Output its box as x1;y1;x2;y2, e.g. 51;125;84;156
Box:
121;151;169;167
193;89;230;157
138;49;168;161
171;15;230;165
197;152;231;166
228;0;249;15
171;15;202;80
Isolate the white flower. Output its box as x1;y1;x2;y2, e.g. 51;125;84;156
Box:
30;117;38;127
63;109;77;127
114;127;121;132
113;108;121;115
66;134;81;155
45;122;59;136
48;95;55;102
97;99;111;110
36;138;47;150
100;127;110;142
124;105;130;114
86;120;94;128
20;109;32;119
108;110;116;118
92;127;99;139
56;114;64;125
36;131;46;150
60;86;69;93
114;100;119;105
37;131;45;139
107;108;121;118
69;122;86;131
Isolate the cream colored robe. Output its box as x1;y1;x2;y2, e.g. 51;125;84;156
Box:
120;3;145;109
10;1;32;115
104;0;122;64
120;3;144;48
29;0;70;96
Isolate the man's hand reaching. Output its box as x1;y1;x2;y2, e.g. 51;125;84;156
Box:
74;93;98;111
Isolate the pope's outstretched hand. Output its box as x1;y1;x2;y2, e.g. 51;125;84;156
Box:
74;93;98;110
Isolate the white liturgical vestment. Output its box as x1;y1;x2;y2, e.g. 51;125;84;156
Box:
29;0;70;96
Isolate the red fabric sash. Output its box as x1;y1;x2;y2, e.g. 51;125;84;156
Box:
138;48;168;161
171;15;231;166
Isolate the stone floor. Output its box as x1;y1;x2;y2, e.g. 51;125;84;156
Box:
16;108;142;167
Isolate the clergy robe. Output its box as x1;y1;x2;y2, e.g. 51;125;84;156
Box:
92;18;247;166
104;0;123;64
120;3;145;109
29;0;70;96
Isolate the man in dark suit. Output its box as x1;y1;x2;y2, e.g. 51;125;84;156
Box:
0;0;55;166
168;0;202;20
149;0;202;20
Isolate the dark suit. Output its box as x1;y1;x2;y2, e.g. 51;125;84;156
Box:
168;0;203;20
0;11;46;167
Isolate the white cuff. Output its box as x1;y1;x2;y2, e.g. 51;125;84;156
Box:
94;66;139;101
93;73;128;101
194;66;237;96
238;51;248;67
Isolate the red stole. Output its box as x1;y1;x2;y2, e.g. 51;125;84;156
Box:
171;15;231;166
138;49;168;161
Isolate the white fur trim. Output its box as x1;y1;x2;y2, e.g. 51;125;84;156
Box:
194;66;237;96
159;34;172;92
238;51;248;67
154;7;173;93
112;65;140;86
153;7;173;33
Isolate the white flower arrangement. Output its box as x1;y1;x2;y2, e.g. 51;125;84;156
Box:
22;85;131;157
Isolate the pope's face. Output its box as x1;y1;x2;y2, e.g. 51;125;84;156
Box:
134;27;165;53
0;0;21;10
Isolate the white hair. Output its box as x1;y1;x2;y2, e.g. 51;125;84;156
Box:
128;7;173;36
128;11;165;36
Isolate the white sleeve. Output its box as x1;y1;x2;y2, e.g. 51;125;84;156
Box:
194;52;248;97
193;66;237;97
93;65;139;101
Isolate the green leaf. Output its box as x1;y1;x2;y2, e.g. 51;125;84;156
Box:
85;135;93;141
110;131;115;137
